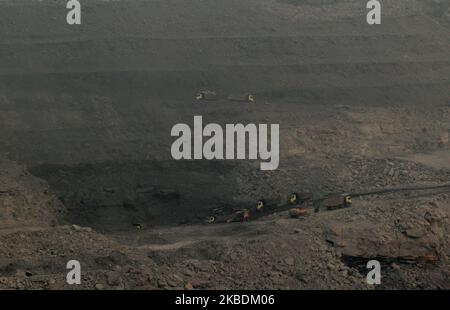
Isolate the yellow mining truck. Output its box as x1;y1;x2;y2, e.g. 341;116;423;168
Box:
195;90;218;101
320;193;352;211
227;94;255;103
288;192;311;218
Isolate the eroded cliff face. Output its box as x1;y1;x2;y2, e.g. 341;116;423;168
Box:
0;159;64;229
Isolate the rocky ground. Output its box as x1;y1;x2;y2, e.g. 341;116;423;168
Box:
0;0;449;290
0;157;449;290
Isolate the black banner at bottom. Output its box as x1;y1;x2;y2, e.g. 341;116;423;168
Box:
1;290;447;308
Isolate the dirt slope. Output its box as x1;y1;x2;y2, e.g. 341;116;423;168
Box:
0;159;64;229
0;164;448;289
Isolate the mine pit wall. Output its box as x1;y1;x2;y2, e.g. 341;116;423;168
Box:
28;161;249;231
0;0;449;230
0;159;64;229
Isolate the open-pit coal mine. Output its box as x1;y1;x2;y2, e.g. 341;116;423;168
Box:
0;0;450;292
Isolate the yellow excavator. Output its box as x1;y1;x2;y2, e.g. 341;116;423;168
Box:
288;192;308;218
256;200;265;212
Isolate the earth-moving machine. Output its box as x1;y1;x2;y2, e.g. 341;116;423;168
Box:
318;193;352;211
228;94;254;103
288;192;308;218
195;90;217;101
196;91;254;103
